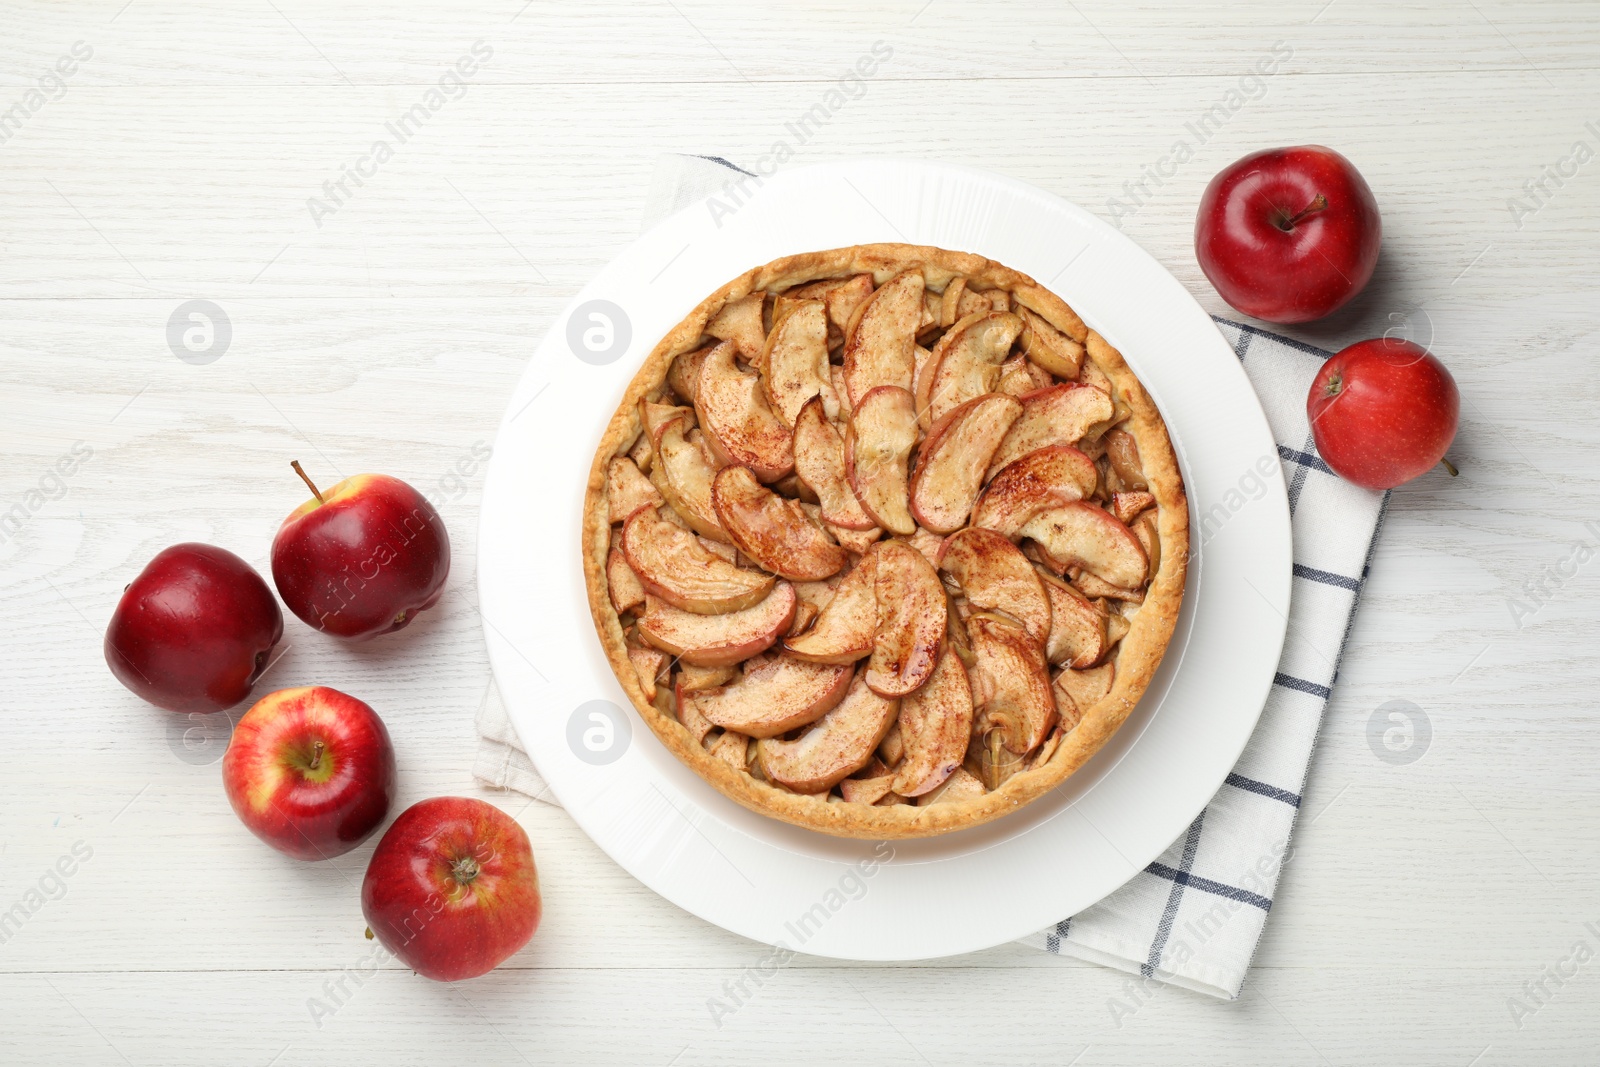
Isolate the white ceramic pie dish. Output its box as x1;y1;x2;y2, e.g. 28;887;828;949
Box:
478;159;1291;960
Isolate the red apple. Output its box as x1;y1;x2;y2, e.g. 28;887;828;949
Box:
271;462;450;640
1196;145;1381;324
105;543;283;713
222;686;397;860
1307;337;1460;491
361;797;541;982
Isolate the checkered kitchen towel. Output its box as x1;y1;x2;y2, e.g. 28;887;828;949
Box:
474;155;1390;1000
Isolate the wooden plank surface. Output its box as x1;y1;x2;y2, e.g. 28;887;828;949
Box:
2;1;1598;1063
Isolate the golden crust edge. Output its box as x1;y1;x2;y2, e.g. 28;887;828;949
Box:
580;243;1189;839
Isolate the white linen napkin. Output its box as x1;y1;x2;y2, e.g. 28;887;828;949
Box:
474;154;1388;999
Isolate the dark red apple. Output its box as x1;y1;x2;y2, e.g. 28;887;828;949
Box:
271;462;450;640
362;797;541;982
222;686;397;860
1196;145;1381;324
105;543;283;713
1307;337;1460;491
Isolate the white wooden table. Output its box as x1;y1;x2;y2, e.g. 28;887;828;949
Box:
4;2;1598;1063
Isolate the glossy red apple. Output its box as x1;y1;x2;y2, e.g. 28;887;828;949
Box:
271;462;450;640
222;686;397;860
105;543;283;713
362;797;541;982
1307;337;1460;491
1196;145;1381;324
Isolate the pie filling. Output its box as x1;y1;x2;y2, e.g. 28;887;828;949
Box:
589;248;1183;829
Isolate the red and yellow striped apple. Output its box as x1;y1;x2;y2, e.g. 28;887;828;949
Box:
361;797;541;981
222;686;397;860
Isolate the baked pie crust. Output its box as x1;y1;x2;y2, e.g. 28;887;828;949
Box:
582;244;1188;839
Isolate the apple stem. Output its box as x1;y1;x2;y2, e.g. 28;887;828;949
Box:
307;739;324;771
291;460;325;504
1278;194;1329;231
451;856;481;886
1440;457;1459;477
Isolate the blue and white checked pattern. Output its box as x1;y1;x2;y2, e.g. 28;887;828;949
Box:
474;157;1390;999
1016;318;1388;999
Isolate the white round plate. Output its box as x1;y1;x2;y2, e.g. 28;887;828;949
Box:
478;159;1291;961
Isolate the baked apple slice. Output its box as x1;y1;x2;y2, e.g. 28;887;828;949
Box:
687;653;854;739
1036;568;1109;669
637;583;796;667
838;773;895;806
842;270;923;407
829;524;882;555
821;274;874;337
622;505;775;613
967;611;1057;756
891;644;974;797
761;300;840;426
757;670;900;793
1105;612;1132;649
788;598;818;636
1074;569;1145;604
650;418;730;541
696;534;737;563
677;663;736;692
769;293;806;332
969;725;1029;791
830;365;851;418
1104;427;1148;490
667;347;711;405
971;445;1099;538
903;527;945;568
1131;508;1161;584
866;539;947;697
923;311;1024;425
1030;724;1069;768
877;720;904;767
783;551;876;663
628;646;667;701
674;675;716;743
607;456;663;524
707;730;749;770
997;353;1053;397
1020;502;1148;590
606;535;646;615
844;385;918;536
1111;490;1156;525
706;292;766;362
986;384;1115;479
626;430;654;474
1016;306;1085;379
917;766;986;806
908;393;1022;533
695;341;794;482
792;576;841;616
936;278;966;327
786;273;874;338
960;287;1008;316
793;397;876;530
711;465;849;581
912;342;939;429
1055;661;1114;712
1079;356;1118;409
936;528;1051;647
637;399;692;447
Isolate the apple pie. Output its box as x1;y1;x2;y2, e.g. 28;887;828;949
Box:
582;244;1187;839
